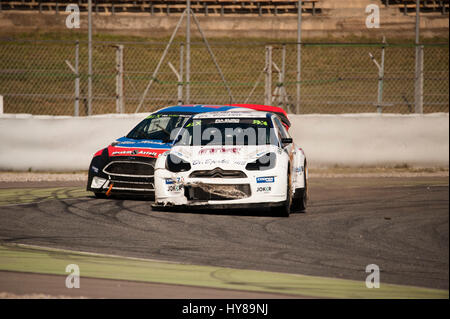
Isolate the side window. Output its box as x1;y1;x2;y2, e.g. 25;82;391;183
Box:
176;128;192;146
271;116;283;147
147;117;170;134
274;117;290;139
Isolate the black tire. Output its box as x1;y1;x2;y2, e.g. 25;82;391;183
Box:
292;161;308;212
94;192;106;199
292;188;307;212
272;169;292;217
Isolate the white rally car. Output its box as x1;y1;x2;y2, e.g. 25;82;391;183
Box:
153;110;308;216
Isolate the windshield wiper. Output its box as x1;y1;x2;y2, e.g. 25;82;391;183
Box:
156;124;172;142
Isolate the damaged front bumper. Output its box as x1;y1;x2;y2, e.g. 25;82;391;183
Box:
153;171;287;209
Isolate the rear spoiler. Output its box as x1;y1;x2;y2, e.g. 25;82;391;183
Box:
228;104;291;129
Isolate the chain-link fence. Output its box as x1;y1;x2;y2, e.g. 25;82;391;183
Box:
0;39;448;115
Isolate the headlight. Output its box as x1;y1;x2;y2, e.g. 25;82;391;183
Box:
166;154;191;173
91;176;107;189
245;152;276;171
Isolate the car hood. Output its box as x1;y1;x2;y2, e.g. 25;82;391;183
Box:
107;137;172;159
170;145;280;170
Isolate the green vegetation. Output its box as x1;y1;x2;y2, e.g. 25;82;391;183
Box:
1;31;448;44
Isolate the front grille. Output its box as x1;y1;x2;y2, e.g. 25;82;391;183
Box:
103;159;156;193
110;175;154;184
185;183;251;201
110;180;154;192
104;160;155;177
189;168;247;178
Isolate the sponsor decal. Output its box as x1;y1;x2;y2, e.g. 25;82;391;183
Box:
140;140;167;145
256;176;275;183
295;167;304;173
257;186;272;192
138;151;157;156
185;120;201;127
165;177;184;185
146;114;190;119
199;147;241;155
168;185;183;192
253;120;268;126
205;159;230;166
111;150;158;157
118;140;167;145
109;147;167;158
111;150;132;156
200;111;242;118
193;159;242;166
91;166;99;173
215;119;240;123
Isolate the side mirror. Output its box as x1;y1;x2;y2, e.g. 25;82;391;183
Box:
281;138;293;145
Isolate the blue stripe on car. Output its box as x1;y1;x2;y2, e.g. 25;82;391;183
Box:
156;105;235;114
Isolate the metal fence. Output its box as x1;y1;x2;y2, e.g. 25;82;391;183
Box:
0;39;448;115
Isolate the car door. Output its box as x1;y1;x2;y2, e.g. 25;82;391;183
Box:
273;115;293;154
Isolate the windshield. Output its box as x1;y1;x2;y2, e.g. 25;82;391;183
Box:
176;118;277;146
126;113;191;142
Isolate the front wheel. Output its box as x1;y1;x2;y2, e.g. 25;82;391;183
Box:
272;171;292;217
94;192;106;199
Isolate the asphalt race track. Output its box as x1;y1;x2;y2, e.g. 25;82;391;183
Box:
0;177;448;292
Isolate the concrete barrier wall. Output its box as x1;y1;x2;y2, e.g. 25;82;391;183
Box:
0;113;448;171
288;113;449;168
0;114;145;171
1;11;448;39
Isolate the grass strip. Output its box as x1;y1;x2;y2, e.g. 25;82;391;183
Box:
0;244;447;299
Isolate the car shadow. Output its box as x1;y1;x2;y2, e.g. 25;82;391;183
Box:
152;206;306;218
88;195;305;217
87;194;154;201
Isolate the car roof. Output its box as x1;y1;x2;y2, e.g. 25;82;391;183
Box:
155;105;236;114
228;104;291;128
154;104;291;128
192;110;269;119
